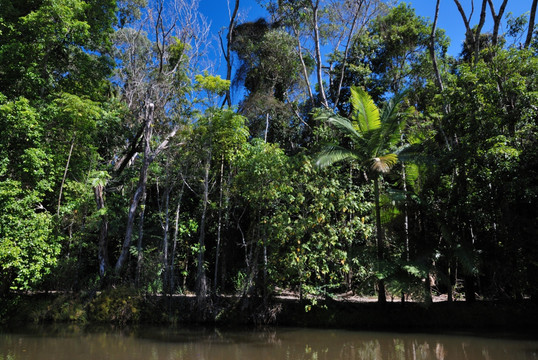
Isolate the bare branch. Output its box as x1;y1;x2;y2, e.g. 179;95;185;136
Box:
487;0;509;46
453;0;488;62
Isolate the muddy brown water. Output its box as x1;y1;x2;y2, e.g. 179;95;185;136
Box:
0;325;537;359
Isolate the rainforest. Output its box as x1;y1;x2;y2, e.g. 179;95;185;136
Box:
0;0;537;327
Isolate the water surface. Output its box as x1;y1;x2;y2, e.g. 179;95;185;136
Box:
0;325;536;360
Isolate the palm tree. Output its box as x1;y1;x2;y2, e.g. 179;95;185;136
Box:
316;86;407;303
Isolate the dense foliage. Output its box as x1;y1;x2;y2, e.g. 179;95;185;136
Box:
1;0;537;320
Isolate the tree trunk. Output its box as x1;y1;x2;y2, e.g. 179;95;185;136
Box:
464;225;477;302
196;152;211;306
170;184;184;295
525;0;538;49
94;184;109;278
430;0;444;92
213;156;225;294
448;259;455;302
135;191;147;288
486;0;509;46
453;0;488;63
374;176;386;303
115;104;154;275
401;161;410;303
161;185;171;294
222;0;240;107
294;25;315;106
334;2;361;109
429;0;453;150
57;135;76;217
311;0;329;108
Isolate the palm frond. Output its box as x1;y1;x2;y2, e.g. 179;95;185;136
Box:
379;91;407;126
370;153;398;174
327;115;363;143
315;110;363;143
350;86;380;134
316;145;358;168
377;91;408;152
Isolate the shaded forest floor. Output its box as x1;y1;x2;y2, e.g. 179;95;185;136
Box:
2;290;537;335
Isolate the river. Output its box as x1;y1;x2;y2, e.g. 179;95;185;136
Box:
0;325;536;359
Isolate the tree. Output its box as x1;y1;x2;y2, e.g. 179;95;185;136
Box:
0;0;117;292
316;87;407;303
232;139;291;302
230;19;306;149
0;0;115;100
262;0;388;108
0;96;59;294
433;47;538;301
108;0;209;278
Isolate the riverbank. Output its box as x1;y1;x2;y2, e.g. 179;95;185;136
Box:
2;291;537;333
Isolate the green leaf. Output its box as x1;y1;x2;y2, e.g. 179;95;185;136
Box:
350;86;380;133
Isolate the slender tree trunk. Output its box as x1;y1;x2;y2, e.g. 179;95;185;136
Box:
334;2;361;109
525;0;538;49
135;191;147;288
294;25;315;106
430;0;444;92
374;176;387;303
170;184;184;295
213;156;225;294
57;136;76;217
401;162;410;303
264;113;269;143
447;258;455;302
94;184;109;278
196;152;211;306
311;0;329;108
263;238;268;304
221;171;232;290
464;225;477;302
161;186;171;293
458;168;477;303
430;0;453;150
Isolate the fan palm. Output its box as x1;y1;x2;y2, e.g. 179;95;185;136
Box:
316;86;407;303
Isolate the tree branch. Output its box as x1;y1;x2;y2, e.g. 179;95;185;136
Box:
525;0;538;48
487;0;509;46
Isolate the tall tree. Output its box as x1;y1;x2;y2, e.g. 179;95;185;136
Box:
316;87;408;303
109;0;209;277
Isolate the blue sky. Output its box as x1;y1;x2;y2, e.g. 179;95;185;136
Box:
403;0;532;54
198;0;533;56
197;0;532;100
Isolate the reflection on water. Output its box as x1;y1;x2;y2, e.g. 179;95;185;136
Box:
0;325;536;360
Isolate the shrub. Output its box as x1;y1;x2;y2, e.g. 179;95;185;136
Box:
88;287;141;326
